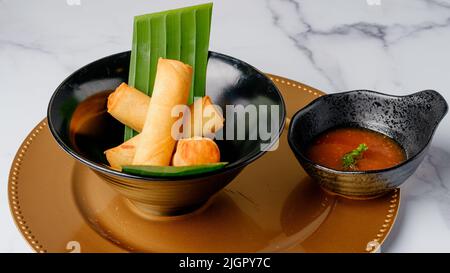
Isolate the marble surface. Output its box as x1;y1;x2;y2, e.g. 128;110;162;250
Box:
1;0;450;252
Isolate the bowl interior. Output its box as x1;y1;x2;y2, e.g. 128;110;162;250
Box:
48;51;285;177
289;90;447;162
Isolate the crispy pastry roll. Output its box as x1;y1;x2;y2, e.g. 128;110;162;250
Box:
107;83;149;132
104;134;140;170
107;83;224;135
185;96;224;138
104;95;225;169
172;137;220;166
132;58;192;166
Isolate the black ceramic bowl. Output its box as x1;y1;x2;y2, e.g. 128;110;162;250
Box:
48;51;286;216
288;90;448;199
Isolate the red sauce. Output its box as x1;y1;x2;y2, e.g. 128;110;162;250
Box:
307;127;406;171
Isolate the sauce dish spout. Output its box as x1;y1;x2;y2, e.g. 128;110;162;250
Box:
409;90;448;128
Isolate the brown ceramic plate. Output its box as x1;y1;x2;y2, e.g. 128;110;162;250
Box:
8;74;399;253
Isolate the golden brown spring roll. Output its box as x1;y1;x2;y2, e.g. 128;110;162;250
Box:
105;134;141;170
107;83;224;135
104;96;224;169
132;58;192;166
107;83;149;132
185;95;224;137
172;137;220;166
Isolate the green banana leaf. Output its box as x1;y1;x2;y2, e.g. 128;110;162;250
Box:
125;3;213;141
122;162;228;177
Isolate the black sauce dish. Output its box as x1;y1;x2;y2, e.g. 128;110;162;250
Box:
288;89;448;199
47;51;286;216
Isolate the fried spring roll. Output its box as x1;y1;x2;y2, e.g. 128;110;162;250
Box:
132;58;192;166
107;83;149;132
172;137;220;166
105;134;140;170
104;96;225;169
185;95;224;138
107;83;224;135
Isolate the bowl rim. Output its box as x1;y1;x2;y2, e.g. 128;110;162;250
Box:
287;89;447;175
47;50;286;181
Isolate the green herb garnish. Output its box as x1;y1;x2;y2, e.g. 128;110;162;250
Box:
342;144;368;170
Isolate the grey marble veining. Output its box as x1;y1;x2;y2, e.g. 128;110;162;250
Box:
266;0;450;91
404;147;450;224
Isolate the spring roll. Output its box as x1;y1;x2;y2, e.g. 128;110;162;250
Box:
107;83;149;132
105;134;140;170
132;58;192;166
104;96;224;169
172;137;220;166
107;83;224;135
185;95;224;138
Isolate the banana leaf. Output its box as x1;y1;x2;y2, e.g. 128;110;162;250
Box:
122;162;227;177
125;3;213;140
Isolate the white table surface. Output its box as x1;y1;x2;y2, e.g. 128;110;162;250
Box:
1;0;450;253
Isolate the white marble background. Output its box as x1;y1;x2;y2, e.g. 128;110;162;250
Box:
1;0;450;252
